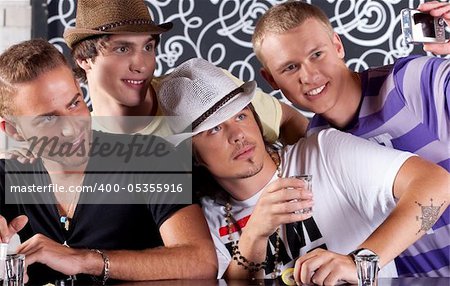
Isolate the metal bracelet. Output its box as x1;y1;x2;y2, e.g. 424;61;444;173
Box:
91;249;110;284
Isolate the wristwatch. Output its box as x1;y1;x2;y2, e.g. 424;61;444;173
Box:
349;248;380;271
348;248;378;262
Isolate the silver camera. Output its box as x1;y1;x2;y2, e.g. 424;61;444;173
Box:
401;8;446;44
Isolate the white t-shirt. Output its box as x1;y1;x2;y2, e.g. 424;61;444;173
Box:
202;128;415;279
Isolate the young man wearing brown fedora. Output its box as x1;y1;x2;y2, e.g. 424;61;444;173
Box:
156;58;449;284
63;0;308;144
0;39;217;284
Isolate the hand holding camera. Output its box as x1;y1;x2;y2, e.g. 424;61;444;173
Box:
401;8;446;44
401;1;450;54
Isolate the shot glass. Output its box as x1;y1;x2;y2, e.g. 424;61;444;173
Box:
0;244;7;281
55;277;76;286
291;174;313;215
4;254;25;286
355;253;379;286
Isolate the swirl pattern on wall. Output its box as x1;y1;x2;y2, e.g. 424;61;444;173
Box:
47;0;445;114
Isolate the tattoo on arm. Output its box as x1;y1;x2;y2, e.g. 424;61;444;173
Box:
415;199;445;234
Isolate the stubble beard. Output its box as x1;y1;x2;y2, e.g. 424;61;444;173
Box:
236;159;264;179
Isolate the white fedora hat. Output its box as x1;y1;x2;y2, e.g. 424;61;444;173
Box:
158;58;256;146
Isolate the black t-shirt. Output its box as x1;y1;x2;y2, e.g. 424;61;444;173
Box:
0;131;191;284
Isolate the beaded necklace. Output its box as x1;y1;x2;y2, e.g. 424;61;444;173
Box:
224;150;283;278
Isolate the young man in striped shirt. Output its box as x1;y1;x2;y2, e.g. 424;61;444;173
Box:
252;0;449;277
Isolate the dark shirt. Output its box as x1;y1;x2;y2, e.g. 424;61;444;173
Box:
0;131;192;284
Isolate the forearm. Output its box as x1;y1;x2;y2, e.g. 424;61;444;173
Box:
98;240;217;280
225;230;269;279
40;229;218;280
356;157;449;267
358;202;447;268
102;205;217;280
76;205;218;280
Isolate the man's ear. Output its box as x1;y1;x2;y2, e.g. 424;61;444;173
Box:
76;58;92;72
260;67;279;90
332;32;345;59
0;119;25;141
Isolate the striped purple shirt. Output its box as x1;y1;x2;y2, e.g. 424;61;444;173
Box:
308;55;449;277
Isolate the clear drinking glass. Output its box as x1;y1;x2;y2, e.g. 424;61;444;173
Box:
355;253;379;286
291;174;312;214
4;254;25;286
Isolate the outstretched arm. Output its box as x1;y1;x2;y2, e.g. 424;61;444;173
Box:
353;156;449;267
293;156;449;285
106;204;218;280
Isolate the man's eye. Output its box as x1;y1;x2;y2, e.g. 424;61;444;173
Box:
208;126;222;135
45;116;55;122
283;64;298;72
312;51;322;58
69;100;80;110
38;115;56;125
144;44;154;52
236;113;247;121
114;46;129;53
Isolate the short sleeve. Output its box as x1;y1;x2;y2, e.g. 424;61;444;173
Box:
316;129;415;222
149;203;192;229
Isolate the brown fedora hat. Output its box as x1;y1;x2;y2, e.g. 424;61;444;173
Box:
64;0;173;49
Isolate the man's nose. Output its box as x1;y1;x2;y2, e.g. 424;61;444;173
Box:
298;64;319;84
129;51;150;73
60;118;76;137
228;124;245;144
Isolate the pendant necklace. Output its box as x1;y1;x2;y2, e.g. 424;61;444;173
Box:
59;191;80;231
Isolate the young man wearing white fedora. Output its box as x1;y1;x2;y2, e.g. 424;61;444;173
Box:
63;0;308;144
157;58;449;284
0;40;217;284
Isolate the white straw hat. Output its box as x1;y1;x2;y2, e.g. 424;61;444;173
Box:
158;58;256;146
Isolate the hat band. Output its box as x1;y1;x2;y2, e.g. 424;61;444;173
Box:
95;19;156;32
191;86;245;131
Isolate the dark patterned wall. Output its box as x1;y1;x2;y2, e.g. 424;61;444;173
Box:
46;0;444;116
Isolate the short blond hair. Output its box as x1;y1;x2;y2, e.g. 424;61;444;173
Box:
252;1;333;66
0;39;69;117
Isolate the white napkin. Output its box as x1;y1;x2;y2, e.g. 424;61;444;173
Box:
6;234;21;255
